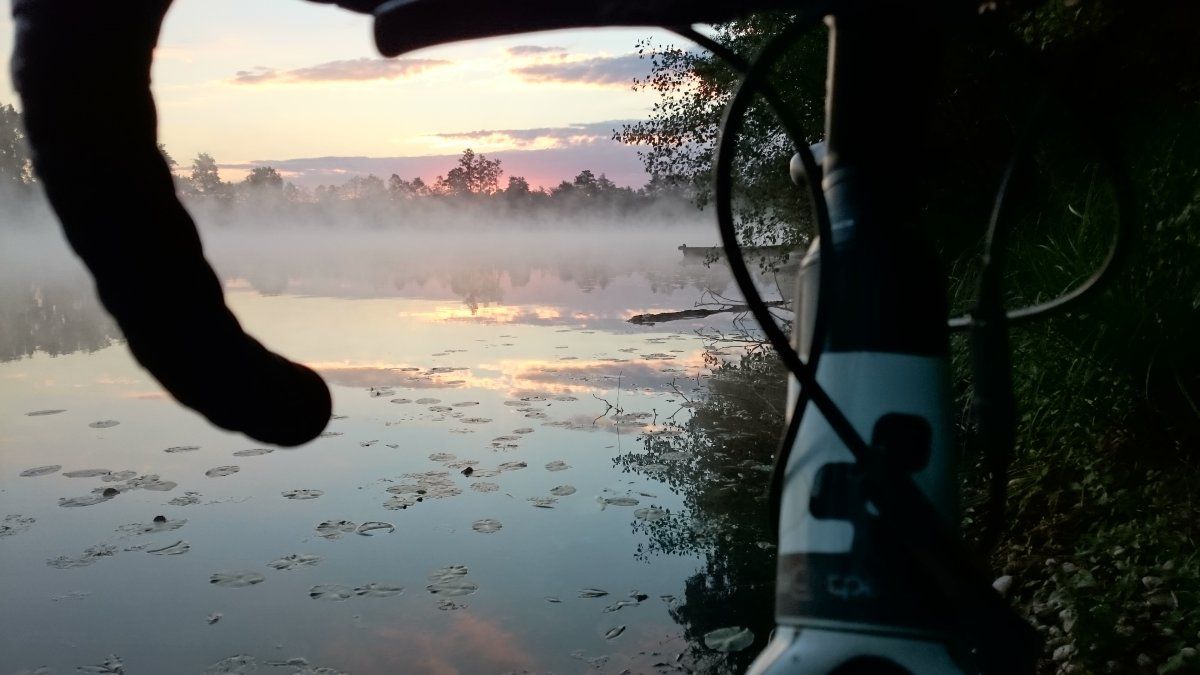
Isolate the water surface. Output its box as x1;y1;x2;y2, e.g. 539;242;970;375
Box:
0;225;788;674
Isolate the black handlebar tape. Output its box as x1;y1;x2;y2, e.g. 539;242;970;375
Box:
372;0;795;56
12;0;331;446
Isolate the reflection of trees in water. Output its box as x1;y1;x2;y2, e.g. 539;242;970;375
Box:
0;276;120;362
219;246;764;310
447;266;507;314
615;353;787;673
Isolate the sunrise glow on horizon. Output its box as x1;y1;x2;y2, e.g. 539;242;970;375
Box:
1;0;689;188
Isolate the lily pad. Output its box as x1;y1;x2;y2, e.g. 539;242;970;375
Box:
117;517;187;535
355;582;405;598
599;496;640;507
498;461;527;472
47;544;117;569
205;466;240;478
427;564;469;583
268;553;321;570
58;494;114;508
579;588;609;598
603;600;637;613
461;417;492;424
452;401;480;407
703;626;755;652
389;398;412;404
88;420;120;429
427;579;478;597
315;520;356;539
147;540;191;555
168;492;201;506
210;571;264;588
282;489;324;500
429;452;456;462
78;654;126;674
549;485;577;496
309;584;354;601
233;447;273;457
20;465;60;477
383;495;417;510
356;521;395;536
101;470;138;482
128;475;177;491
0;514;35;538
513;428;535;434
164;445;200;453
206;655;256;674
528;497;557;508
415;398;441;405
63;469;111;478
401;470;462;499
634;507;667;522
471;518;502;534
604;625;626;640
470;482;500;493
545;461;570;472
25;409;66;416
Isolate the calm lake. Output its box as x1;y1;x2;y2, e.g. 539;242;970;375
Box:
0;223;791;674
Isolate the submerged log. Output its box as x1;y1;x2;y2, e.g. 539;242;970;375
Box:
627;301;787;325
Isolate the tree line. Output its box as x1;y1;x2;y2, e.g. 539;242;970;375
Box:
179;146;673;212
0;113;689;221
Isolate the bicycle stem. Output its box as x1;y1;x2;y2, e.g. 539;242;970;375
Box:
750;6;997;674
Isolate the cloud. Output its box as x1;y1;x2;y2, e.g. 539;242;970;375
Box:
512;54;648;86
233;57;449;85
430;120;636;150
505;45;566;57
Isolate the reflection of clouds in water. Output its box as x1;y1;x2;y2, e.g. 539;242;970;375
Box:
307;353;705;398
315;365;469;390
323;612;539;675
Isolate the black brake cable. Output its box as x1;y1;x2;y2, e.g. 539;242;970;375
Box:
666;24;833;535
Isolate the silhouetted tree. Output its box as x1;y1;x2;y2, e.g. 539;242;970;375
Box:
243;166;283;190
189;152;225;196
388;174;431;200
341;174;386;201
435;148;502;196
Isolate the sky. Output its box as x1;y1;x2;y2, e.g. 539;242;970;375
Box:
0;0;688;188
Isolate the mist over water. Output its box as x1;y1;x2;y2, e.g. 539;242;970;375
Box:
0;205;789;674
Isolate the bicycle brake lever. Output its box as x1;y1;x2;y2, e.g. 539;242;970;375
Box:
371;0;798;56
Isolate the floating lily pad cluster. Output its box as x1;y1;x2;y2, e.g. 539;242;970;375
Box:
309;582;404;601
47;544;118;569
268;553;322;571
426;564;478;597
0;514;35;538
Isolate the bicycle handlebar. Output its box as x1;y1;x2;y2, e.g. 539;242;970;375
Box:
367;0;804;56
